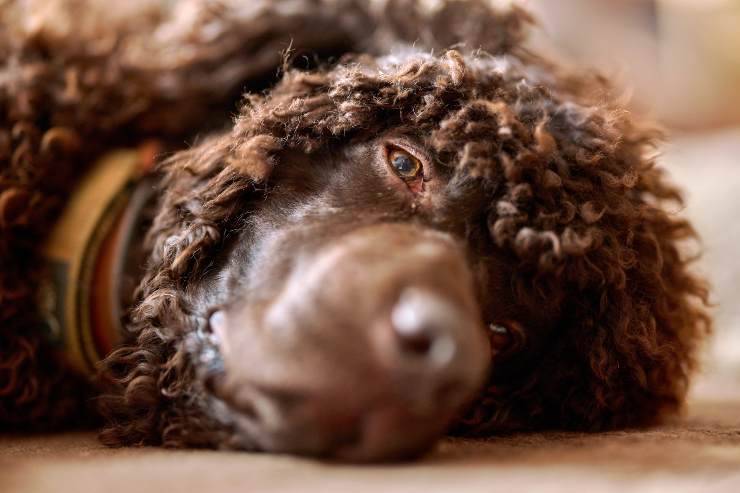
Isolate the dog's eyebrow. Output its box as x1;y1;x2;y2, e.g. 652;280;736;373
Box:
445;171;501;199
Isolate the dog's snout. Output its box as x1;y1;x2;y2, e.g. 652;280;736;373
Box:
215;225;490;461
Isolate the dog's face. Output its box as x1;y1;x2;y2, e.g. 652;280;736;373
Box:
101;49;707;462
193;132;551;460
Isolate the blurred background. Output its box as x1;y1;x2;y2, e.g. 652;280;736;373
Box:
523;0;740;387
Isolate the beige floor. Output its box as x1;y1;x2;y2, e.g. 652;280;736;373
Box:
2;383;740;493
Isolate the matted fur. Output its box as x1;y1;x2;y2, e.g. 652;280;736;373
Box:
1;0;709;449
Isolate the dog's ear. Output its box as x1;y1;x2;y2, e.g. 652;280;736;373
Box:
538;183;711;430
456;96;711;433
540;116;711;429
98;132;278;447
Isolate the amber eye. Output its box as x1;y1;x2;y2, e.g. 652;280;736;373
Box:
388;147;422;181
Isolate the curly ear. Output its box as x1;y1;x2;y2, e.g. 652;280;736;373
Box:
540;200;711;430
96;136;230;447
538;112;712;428
455;95;711;433
97;132;277;447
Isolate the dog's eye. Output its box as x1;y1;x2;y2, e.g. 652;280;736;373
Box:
388;147;422;181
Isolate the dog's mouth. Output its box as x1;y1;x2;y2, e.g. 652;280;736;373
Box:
235;408;447;462
207;374;466;461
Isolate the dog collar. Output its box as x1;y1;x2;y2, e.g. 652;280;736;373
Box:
37;145;158;378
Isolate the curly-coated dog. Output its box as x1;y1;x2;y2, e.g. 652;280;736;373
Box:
0;0;710;461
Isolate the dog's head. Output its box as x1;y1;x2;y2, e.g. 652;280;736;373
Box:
99;45;709;461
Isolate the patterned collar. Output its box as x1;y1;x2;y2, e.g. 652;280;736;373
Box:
38;145;158;378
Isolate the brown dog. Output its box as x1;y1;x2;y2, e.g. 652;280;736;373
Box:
0;1;710;461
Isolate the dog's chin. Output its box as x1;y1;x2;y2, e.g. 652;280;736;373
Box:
207;392;450;462
197;343;485;461
200;365;458;461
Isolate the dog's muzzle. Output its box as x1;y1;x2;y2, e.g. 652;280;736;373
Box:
209;224;490;461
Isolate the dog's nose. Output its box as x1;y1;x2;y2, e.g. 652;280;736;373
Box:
214;225;490;461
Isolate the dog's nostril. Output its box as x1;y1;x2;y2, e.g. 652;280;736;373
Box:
396;328;434;356
390;289;458;366
392;295;435;358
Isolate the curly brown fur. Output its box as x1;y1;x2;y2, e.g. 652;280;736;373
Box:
0;0;374;428
99;25;709;450
1;0;709;453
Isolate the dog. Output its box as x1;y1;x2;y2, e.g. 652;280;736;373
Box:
0;0;710;461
